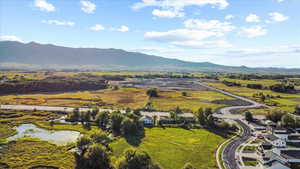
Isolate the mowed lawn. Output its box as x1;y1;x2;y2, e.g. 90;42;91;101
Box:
205;82;300;113
110;128;225;169
0;88;148;109
151;90;235;112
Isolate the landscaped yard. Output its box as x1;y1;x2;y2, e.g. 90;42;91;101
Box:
110;128;226;169
151;90;235;112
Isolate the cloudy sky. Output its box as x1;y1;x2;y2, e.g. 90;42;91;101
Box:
1;0;299;68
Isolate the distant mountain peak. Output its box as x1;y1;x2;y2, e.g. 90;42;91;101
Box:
0;41;299;73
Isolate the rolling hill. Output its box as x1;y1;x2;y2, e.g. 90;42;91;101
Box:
0;41;299;73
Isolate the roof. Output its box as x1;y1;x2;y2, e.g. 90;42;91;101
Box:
281;150;300;160
264;151;279;160
266;161;290;169
265;134;280;141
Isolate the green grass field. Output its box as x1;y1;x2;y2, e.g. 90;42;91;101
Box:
205;82;300;113
151;90;235;112
0;137;75;169
220;78;279;87
110;128;225;169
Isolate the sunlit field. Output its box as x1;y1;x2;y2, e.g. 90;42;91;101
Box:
0;88;149;109
110;128;225;169
151;90;235;112
205;82;300;113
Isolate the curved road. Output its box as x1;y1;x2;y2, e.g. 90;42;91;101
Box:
200;84;268;169
0;83;267;169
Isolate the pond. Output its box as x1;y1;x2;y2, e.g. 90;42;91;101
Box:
8;124;81;145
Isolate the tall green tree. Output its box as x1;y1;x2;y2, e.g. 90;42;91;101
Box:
96;111;110;130
116;149;161;169
83;144;113;169
195;108;206;125
182;163;196;169
111;112;125;134
281;114;296;128
245;111;253;122
146;88;158;97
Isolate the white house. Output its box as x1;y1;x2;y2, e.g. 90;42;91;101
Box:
140;116;153;126
265;134;286;148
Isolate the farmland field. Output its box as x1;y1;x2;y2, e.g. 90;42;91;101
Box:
0;88;149;109
0;87;237;112
204;82;300;113
110;128;225;169
151;90;235;112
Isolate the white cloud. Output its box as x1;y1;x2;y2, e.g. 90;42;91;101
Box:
0;35;24;42
245;14;260;22
239;25;267;38
152;9;184;18
267;12;288;23
132;0;229;10
90;24;105;31
42;20;75;26
184;19;236;33
112;26;129;32
34;0;55;12
80;0;96;14
225;14;234;20
276;0;285;2
145;29;222;41
171;40;232;48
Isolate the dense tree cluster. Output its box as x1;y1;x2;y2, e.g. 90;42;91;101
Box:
266;109;286;123
269;83;295;93
116;149;162;169
222;80;241;87
246;84;263;89
75;132;113;169
0;76;107;95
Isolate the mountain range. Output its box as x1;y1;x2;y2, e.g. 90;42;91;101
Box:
0;41;299;73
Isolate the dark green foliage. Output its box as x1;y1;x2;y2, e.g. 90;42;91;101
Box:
75;144;113;169
96;111;110;130
90;131;111;145
111;112;125;134
122;117;144;136
266;109;285;123
295;105;300;115
146;88;158;97
245;111;253;122
269;83;295;93
0;76;107;95
91;108;99;119
246;84;263;89
182;92;188;96
76;136;92;156
222;80;241;87
69;108;80;122
182;163;196;169
281;114;296;128
116;149;162;169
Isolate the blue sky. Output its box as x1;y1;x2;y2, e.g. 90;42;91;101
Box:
0;0;299;68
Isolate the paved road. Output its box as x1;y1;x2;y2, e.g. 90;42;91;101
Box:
0;83;266;169
223;120;251;169
0;104;194;118
199;84;266;169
